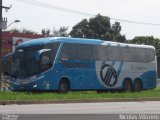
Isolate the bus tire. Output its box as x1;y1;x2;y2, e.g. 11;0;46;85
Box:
134;80;142;92
123;79;132;92
58;79;70;93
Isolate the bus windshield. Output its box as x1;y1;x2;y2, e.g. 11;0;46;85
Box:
11;46;43;78
11;43;60;78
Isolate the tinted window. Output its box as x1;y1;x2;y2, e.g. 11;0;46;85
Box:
61;44;108;61
45;43;60;51
61;43;155;62
93;45;108;60
77;44;93;60
146;48;155;62
40;55;51;71
107;46;123;61
122;47;135;62
45;43;60;61
61;43;77;60
135;48;146;62
61;44;96;60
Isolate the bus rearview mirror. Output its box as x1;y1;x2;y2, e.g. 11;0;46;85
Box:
2;53;13;76
35;49;51;61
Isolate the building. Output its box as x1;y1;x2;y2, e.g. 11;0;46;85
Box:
1;31;44;90
2;31;44;57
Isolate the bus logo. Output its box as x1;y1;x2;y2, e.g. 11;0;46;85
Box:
100;64;118;87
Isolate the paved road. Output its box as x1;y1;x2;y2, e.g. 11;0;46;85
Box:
0;114;122;120
0;101;160;114
1;101;160;120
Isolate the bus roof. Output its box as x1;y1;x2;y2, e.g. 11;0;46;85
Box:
16;37;155;49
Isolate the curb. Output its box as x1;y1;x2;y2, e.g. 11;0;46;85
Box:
1;98;160;105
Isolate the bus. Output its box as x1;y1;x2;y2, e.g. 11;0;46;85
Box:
3;37;157;92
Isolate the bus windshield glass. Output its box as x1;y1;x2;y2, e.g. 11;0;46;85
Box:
11;46;43;77
11;43;60;78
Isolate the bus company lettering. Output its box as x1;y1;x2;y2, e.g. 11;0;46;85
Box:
62;62;90;68
100;64;118;87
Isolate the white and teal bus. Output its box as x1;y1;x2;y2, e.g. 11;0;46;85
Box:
3;37;157;92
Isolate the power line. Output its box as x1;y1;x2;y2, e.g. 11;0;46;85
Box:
15;0;95;16
15;0;160;26
110;18;160;26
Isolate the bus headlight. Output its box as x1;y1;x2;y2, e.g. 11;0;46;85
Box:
33;85;37;88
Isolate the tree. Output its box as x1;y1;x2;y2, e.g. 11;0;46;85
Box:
42;27;69;37
69;19;90;38
70;14;126;42
53;27;69;37
9;28;20;33
22;28;37;35
42;29;50;37
9;28;37;35
129;36;160;52
89;15;111;39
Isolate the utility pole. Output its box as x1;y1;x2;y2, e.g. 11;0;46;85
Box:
0;0;3;91
0;0;10;90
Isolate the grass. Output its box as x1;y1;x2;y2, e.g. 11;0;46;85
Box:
0;87;160;101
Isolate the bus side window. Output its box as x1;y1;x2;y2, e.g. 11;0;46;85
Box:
93;45;108;61
44;43;60;61
60;43;77;60
146;48;155;62
41;55;52;71
122;47;135;62
107;46;123;61
77;44;93;60
135;48;146;62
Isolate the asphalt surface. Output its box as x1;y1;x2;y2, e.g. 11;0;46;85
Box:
0;101;160;114
1;101;160;120
0;114;122;120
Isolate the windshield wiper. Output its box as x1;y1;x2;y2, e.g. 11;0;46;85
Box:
13;59;29;78
13;60;23;78
22;59;30;76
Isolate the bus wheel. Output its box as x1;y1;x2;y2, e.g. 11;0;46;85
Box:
58;79;70;93
123;79;132;92
134;80;142;92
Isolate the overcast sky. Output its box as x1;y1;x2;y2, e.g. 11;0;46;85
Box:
3;0;160;39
